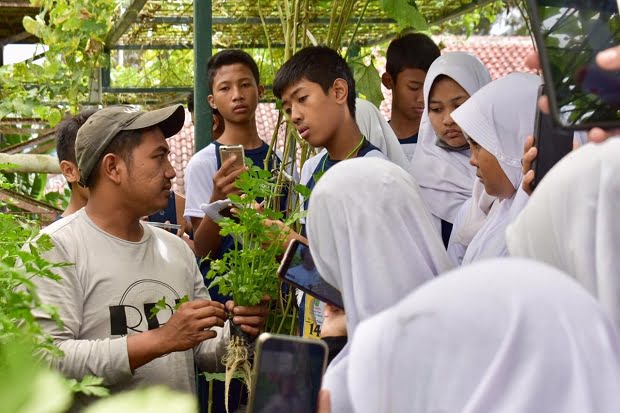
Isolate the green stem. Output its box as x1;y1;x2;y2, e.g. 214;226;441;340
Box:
346;0;371;53
276;287;294;334
208;379;213;413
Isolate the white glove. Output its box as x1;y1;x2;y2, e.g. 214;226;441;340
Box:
200;199;233;223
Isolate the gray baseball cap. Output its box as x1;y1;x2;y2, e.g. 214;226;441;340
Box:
76;104;185;186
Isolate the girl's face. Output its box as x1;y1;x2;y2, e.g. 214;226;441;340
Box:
428;77;470;148
468;139;516;200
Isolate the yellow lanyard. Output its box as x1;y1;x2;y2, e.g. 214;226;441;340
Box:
321;135;366;172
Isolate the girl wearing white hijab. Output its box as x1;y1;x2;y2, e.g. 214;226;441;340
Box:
307;157;452;413
507;139;620;329
451;72;541;264
348;258;620;413
409;52;493;245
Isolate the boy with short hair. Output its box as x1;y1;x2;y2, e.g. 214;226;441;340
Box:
382;32;440;160
184;50;283;283
273;45;386;200
55;109;98;218
273;45;387;340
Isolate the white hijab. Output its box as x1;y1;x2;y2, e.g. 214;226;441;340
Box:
452;73;541;264
355;98;409;170
306;157;452;413
348;258;620;413
409;51;492;223
507;139;620;329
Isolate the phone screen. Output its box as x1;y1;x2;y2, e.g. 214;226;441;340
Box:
278;240;344;310
251;335;327;413
528;0;620;128
532;108;575;189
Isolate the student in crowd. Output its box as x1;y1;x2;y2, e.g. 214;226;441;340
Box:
184;50;284;278
29;105;268;409
507;139;620;329
409;52;493;248
272;46;388;340
187;91;225;141
450;73;541;264
306;157;452;413
348;258;620;413
54;108;98;218
355;98;409;170
273;46;387;202
382;32;441;160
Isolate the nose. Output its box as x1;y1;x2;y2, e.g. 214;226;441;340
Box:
232;85;244;101
290;104;302;125
469;149;478;167
164;157;177;179
443;111;455;126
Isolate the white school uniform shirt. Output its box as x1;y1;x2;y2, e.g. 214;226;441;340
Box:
348;258;620;413
355;98;409;170
507;139;620;330
451;72;541;264
409;52;493;225
306;157;452;413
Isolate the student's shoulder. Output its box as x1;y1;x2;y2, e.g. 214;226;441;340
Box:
41;210;82;238
186;143;218;169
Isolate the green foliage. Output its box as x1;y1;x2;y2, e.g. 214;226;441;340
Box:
81;386;198;413
0;0;116;124
350;55;384;108
66;376;110;398
380;0;428;31
207;161;291;307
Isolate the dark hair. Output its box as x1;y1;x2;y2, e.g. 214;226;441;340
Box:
85;129;144;188
187;92;194;113
207;49;260;92
273;46;356;117
386;33;440;83
56;109;99;163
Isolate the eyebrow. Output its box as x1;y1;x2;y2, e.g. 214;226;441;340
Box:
153;145;170;155
407;81;423;86
282;86;305;106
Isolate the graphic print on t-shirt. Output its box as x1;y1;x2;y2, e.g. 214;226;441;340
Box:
109;279;183;336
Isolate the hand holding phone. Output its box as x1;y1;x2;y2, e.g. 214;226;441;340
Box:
527;0;620;130
248;333;328;413
219;144;246;169
210;146;248;203
277;239;344;310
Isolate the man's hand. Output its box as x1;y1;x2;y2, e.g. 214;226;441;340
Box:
157;300;227;352
127;300;226;371
317;390;331;413
525;50;620;142
210;156;247;203
225;295;271;336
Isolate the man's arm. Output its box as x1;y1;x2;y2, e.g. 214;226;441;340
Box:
34;240;226;384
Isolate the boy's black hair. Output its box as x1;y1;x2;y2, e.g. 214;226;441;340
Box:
187;92;194;113
56;109;99;164
207;49;260;92
386;33;440;83
273;46;356;117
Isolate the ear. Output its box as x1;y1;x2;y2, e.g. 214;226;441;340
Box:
332;78;349;106
207;94;216;110
257;84;265;100
100;153;125;185
382;72;393;90
59;160;79;184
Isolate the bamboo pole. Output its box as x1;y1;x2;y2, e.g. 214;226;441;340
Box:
0;154;61;174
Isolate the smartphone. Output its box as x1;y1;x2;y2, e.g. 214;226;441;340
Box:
277;239;344;310
219;144;246;169
531;85;575;190
247;333;328;413
527;0;620;129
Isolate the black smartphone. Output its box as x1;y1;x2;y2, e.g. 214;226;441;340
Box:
531;85;576;190
526;0;620;130
248;333;328;413
277;239;344;310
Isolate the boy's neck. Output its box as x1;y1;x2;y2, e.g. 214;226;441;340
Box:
216;119;263;149
325;120;364;161
61;187;88;217
389;110;420;140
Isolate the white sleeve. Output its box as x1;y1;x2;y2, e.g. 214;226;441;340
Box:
33;239;133;385
184;152;217;219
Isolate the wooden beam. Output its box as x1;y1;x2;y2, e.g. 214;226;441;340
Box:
0;153;60;173
105;0;148;48
0;31;33;47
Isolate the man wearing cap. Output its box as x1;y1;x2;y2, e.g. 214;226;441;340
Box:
31;105;268;406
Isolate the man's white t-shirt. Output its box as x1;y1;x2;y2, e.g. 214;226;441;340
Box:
32;209;228;407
